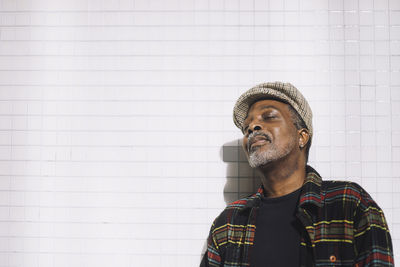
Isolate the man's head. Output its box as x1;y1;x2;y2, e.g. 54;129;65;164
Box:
233;82;312;168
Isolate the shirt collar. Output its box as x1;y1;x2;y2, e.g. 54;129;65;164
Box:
298;165;323;209
241;165;323;211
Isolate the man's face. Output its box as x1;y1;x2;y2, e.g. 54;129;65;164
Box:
242;99;299;168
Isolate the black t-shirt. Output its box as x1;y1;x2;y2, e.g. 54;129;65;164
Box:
251;187;302;267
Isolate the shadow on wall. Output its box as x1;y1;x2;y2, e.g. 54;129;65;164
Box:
199;139;260;266
221;139;259;205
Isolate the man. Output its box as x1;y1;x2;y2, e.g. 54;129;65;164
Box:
201;82;393;266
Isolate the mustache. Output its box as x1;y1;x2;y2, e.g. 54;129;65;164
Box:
247;132;271;152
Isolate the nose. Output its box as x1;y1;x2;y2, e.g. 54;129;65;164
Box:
247;123;262;135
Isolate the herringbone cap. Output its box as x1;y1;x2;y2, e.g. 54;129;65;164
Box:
233;82;313;137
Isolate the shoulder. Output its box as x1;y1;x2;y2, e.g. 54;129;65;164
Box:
211;193;258;229
226;194;257;209
321;180;378;210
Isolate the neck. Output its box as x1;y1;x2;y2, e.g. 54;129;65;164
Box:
256;156;306;198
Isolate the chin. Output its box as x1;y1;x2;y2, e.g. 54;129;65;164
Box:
248;146;289;168
248;152;274;168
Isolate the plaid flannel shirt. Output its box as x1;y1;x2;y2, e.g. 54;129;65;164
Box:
201;166;394;267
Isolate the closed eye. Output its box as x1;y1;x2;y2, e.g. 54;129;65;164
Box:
262;113;276;120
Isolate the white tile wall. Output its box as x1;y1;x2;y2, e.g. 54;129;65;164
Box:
0;0;399;266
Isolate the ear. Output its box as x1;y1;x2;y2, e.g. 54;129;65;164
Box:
298;128;310;149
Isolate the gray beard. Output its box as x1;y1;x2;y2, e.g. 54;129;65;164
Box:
248;138;296;168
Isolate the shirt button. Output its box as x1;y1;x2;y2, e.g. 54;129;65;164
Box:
330;255;337;263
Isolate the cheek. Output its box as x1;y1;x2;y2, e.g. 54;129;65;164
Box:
272;126;296;144
284;131;299;147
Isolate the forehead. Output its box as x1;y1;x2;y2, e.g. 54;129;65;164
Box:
247;99;289;114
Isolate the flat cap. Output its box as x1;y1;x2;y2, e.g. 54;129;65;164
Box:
233;82;313;137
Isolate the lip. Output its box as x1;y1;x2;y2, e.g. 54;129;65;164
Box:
251;139;267;147
249;136;270;150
